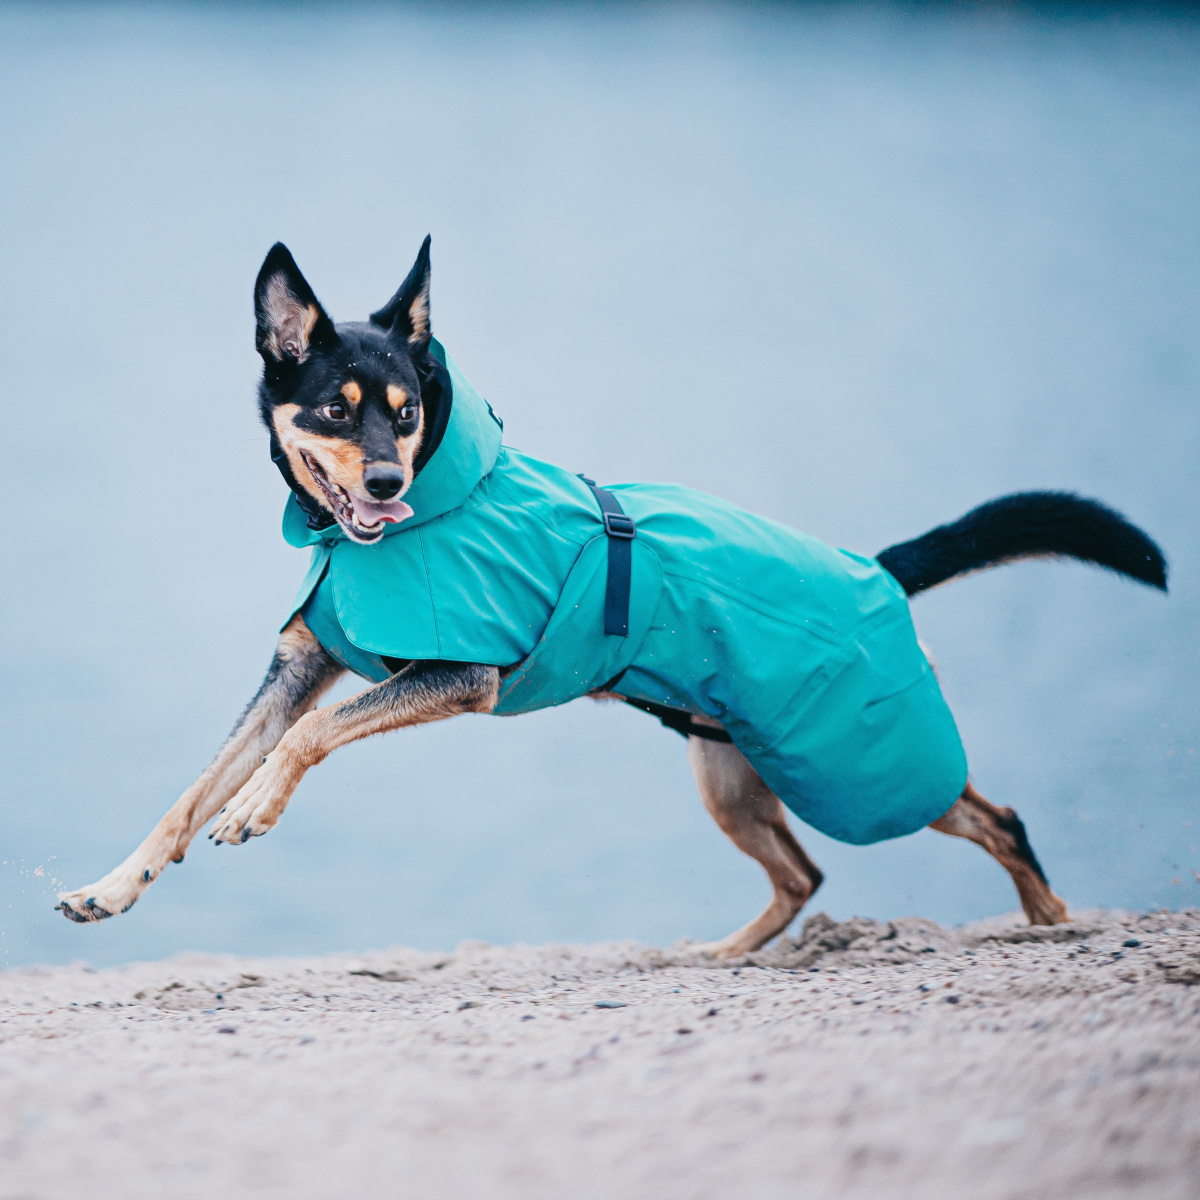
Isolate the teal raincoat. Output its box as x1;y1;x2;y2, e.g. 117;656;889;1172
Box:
285;342;967;845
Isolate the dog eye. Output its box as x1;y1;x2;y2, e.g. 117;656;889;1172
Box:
321;401;349;421
398;405;417;422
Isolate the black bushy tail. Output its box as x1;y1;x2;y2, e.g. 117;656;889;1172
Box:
876;491;1167;598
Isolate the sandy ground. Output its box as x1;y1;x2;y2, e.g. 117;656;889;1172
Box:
1;908;1198;1200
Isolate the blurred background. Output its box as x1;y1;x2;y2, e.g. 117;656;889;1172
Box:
1;2;1197;968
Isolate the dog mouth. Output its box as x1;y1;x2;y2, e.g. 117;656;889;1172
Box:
301;452;414;543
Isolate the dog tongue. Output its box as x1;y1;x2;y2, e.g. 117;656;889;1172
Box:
350;495;415;527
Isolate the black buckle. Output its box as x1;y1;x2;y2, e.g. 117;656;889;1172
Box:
603;512;635;539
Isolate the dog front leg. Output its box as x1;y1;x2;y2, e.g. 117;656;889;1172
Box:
208;660;500;846
56;615;343;923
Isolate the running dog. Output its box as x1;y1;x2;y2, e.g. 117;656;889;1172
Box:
57;238;1168;958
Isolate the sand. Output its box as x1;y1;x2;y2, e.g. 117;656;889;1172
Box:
1;907;1198;1200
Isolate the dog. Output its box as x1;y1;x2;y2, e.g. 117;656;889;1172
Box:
57;238;1168;959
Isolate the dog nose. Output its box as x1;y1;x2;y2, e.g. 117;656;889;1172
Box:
363;464;405;501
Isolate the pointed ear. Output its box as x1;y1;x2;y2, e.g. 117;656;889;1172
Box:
254;243;337;364
369;235;432;354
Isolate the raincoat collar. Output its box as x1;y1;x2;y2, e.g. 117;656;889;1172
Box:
281;338;504;550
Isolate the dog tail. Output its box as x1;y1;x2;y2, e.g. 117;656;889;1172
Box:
876;491;1168;598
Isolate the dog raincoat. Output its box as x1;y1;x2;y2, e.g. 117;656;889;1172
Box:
284;342;968;845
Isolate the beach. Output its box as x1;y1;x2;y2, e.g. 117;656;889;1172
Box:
1;907;1197;1199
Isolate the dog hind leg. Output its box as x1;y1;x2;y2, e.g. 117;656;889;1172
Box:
930;781;1069;925
688;735;823;959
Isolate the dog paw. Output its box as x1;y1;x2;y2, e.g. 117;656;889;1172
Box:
56;875;142;923
208;755;296;846
691;937;752;962
1027;893;1072;926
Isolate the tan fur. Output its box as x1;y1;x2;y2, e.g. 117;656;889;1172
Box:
687;736;824;959
341;381;363;406
272;403;368;502
395;407;424;484
407;282;430;346
385;384;408;412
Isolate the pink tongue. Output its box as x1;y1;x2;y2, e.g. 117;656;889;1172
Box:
350;496;415;527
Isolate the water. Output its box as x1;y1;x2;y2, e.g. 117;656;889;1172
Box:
1;3;1197;968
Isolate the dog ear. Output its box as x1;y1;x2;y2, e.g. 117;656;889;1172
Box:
254;243;337;365
369;235;432;354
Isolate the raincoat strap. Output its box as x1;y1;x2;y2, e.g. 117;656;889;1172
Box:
620;697;735;743
577;475;635;637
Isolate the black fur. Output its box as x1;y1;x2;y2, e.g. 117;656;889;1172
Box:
876;491;1168;597
336;659;497;721
994;808;1050;887
228;633;342;746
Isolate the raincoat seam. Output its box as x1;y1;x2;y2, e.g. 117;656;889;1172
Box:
658;568;844;645
489;471;595;548
658;568;906;645
863;671;930;710
416;528;444;657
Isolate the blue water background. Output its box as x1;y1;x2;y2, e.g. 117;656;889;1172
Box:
1;3;1197;967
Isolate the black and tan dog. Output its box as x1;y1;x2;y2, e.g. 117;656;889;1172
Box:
57;240;1168;958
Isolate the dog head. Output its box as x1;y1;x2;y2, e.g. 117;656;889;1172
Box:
255;237;442;544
